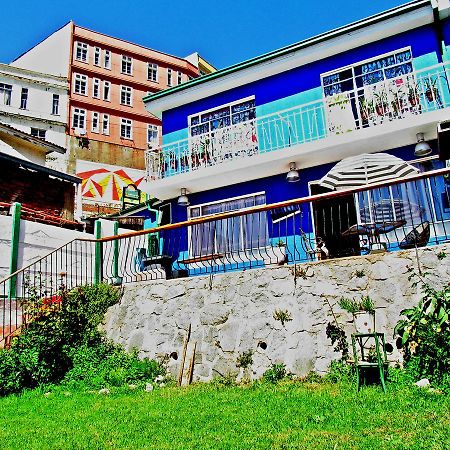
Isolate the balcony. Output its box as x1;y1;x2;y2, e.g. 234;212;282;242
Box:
145;63;450;198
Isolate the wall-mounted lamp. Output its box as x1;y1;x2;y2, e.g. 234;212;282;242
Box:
177;188;190;206
286;162;300;182
414;132;432;157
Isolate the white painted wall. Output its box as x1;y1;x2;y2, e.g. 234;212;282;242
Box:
10;22;72;78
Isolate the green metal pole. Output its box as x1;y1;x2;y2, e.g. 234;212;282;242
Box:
8;202;21;298
94;220;102;284
112;221;119;279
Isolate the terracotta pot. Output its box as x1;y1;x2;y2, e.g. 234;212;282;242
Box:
375;104;385;116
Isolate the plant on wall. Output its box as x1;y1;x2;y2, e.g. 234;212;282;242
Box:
236;350;253;369
338;296;375;314
273;309;293;326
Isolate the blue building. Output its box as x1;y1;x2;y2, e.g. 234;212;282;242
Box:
141;0;450;275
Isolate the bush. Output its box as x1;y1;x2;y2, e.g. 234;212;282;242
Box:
394;276;450;391
263;363;288;383
325;360;353;383
0;283;164;396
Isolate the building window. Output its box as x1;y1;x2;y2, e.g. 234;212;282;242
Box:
104;50;111;69
102;114;109;135
73;73;87;95
0;83;12;106
120;85;132;106
91;112;99;133
93;78;100;98
167;68;173;86
188;192;268;256
103;81;111;101
188;97;256;137
94;47;101;66
120;118;133;139
148;63;158;82
321;48;413;97
121;55;132;75
177;71;183;85
20;88;28;109
52;94;59;115
72;107;86;130
147;124;159;146
75;42;88;62
30;128;46;139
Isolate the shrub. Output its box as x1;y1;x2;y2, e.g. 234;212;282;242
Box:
236;350;253;369
339;296;375;314
263;363;287;383
325;360;353;383
0;283;164;396
394;276;450;391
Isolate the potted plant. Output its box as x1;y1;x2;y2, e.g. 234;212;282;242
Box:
424;78;438;102
374;91;388;117
265;240;287;266
407;82;420;107
339;295;376;333
358;96;372;123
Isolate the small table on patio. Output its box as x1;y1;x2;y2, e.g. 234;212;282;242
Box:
342;220;406;253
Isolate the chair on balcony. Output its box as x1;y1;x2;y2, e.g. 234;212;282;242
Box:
399;221;430;250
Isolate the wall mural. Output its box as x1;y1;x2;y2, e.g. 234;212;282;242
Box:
76;160;146;204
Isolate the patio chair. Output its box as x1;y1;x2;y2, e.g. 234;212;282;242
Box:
399;221;430;250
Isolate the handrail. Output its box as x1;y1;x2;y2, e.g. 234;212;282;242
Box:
99;166;450;242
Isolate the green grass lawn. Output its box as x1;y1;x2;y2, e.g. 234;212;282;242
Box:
0;382;449;450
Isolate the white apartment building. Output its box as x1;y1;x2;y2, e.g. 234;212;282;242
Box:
0;63;68;171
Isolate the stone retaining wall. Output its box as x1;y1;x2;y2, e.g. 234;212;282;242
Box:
103;244;450;381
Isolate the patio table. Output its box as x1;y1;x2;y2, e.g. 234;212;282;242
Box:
342;219;406;253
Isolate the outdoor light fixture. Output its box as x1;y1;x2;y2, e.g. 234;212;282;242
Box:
414;132;432;157
177;188;190;206
286;162;300;182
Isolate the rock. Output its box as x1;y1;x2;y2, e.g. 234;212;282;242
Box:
154;375;164;382
98;388;110;395
415;378;430;388
145;383;154;392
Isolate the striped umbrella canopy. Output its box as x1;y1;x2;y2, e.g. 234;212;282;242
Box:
319;153;420;191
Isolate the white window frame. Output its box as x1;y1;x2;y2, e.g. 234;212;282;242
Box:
30;128;46;139
120;118;133;139
91;111;100;133
103;80;111;101
148;63;158;82
187;191;268;256
120;85;133;106
167;68;173;86
51;94;59;115
177;71;183;85
94;47;101;66
187;95;256;137
20;87;28;109
104;50;111;69
0;83;12;106
147;124;159;146
73;73;88;95
75;41;88;63
102;113;110;135
72;107;86;130
92;78;100;99
121;55;133;75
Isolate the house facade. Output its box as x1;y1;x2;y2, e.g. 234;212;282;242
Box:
0;63;68;171
141;0;450;270
10;22;214;216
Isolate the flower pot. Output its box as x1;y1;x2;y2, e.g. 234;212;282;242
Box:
408;94;418;107
353;311;375;334
264;246;287;267
426;88;437;102
375;104;386;116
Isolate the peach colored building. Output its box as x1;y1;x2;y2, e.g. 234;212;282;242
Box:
11;22;213;216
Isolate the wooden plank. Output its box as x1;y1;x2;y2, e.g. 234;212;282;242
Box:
187;341;197;386
177;324;191;386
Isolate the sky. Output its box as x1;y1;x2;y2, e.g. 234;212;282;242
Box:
0;0;408;69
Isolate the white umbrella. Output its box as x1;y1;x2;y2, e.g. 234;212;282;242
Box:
319;153;420;191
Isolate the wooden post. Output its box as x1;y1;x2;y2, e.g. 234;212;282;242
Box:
178;324;191;386
94;220;102;284
8;202;21;298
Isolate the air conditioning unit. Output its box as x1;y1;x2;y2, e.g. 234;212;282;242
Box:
438;120;450;161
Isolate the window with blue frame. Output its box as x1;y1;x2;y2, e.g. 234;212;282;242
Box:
321;48;413;97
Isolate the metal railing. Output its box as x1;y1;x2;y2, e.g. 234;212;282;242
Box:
145;63;450;180
2;167;450;345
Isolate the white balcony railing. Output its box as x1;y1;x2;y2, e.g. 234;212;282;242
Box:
146;63;450;181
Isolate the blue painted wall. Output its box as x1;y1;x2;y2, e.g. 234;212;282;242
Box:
162;25;441;136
